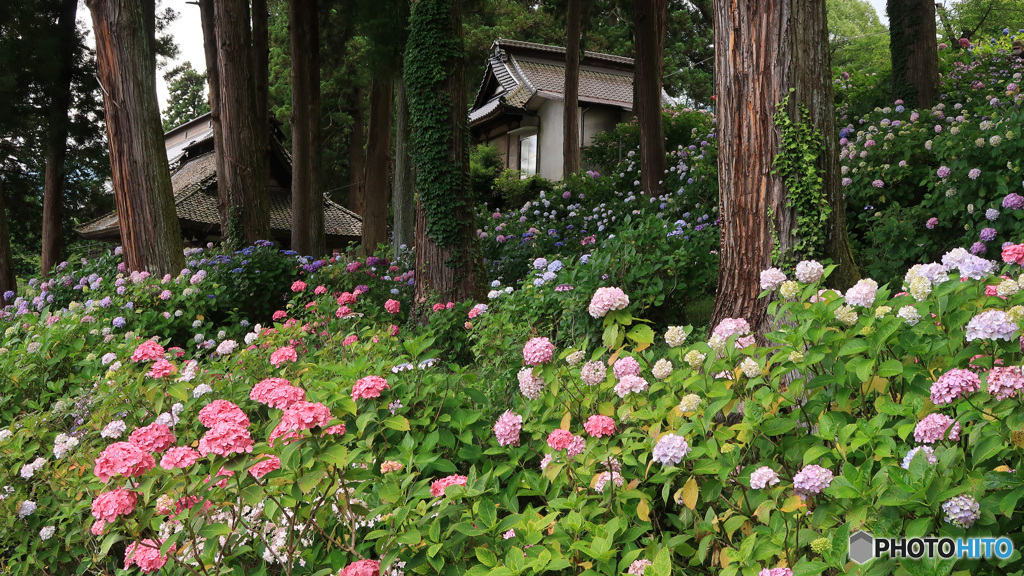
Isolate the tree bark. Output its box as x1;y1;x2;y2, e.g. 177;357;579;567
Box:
0;180;16;305
290;0;325;257
887;0;939;108
41;0;79;276
86;0;185;275
252;0;271;195
392;77;415;256
563;0;582;177
362;75;394;255
214;0;270;245
633;0;666;195
199;0;227;244
347;87;366;216
407;0;483;304
712;0;858;334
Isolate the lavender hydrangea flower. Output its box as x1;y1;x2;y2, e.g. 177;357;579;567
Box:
986;208;1000;221
971;241;987;255
965;310;1017;341
1002;193;1024;210
901;446;937;469
968;168;982;180
652;434;690;466
937;166;951;178
793;465;833;497
980;228;997;242
930;369;980;405
112;317;126;328
942;495;980;528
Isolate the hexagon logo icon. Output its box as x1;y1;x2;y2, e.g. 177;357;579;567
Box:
849;531;874;564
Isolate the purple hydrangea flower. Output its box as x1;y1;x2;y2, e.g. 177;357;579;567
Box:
872;179;885;188
652;434;690;466
942;495;980;528
901;446;937;469
969;168;982;180
926;217;939;229
112;317;126;328
1003;193;1024;210
937;166;951;178
980;228;997;242
930;369;980;405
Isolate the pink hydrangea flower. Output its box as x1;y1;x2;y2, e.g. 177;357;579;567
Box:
268;422;303;447
337;292;357;305
583;415;615;438
340;559;380;576
914;413;961;443
198;400;250;428
128;423;176;453
384;299;401;314
91;488;137;522
90;519;106;536
522;337;555;365
612;356;641;379
750;466;780;489
343;334;359;346
614;374;648;397
159;446;200;470
493;411;523;446
314;285;327;295
352;375;390;400
198;422;254;456
588;287;630;318
627;559;652;576
291;280;307;292
430;474;468;497
930;369;980;405
131;340;165;362
1002;244;1024;265
518;367;545;399
759;569;793;576
389;324;400;336
713;317;751;340
250;377;306;409
205;467;235;489
381;460;404;473
124;539;174;573
94;442;156;482
273;310;288;321
793;464;833;497
270;345;298;367
547;429;575;450
580;361;607;385
280;401;333;431
336;305;354;318
322;423;347;437
987;366;1024;400
147;359;177;379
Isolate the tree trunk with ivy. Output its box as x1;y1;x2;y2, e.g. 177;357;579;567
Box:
290;0;325;257
405;0;483;305
633;0;666;196
887;0;939;108
86;0;185;275
712;0;858;334
214;0;270;245
563;0;582;177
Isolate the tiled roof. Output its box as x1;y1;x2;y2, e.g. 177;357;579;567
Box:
469;39;671;127
77;141;361;240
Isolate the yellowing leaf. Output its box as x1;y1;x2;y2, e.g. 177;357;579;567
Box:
1011;430;1024;448
637;499;650;521
681;477;698;510
780;495;805;513
560;412;572;431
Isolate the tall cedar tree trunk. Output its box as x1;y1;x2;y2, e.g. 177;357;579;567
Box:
0;180;16;304
712;0;858;334
86;0;185;275
41;0;78;276
214;0;270;245
563;0;582;177
633;0;666;195
252;0;271;201
199;0;227;241
392;77;416;256
348;87;366;216
887;0;939;108
290;0;325;257
362;75;394;254
406;0;483;304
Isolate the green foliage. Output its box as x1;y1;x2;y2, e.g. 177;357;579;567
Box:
490;169;552;211
772;96;829;262
161;61;209;131
404;0;470;248
469;144;505;203
583;106;715;175
827;0;889;73
936;0;1024;45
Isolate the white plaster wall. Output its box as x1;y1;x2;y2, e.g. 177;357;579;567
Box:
537;100;564;181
